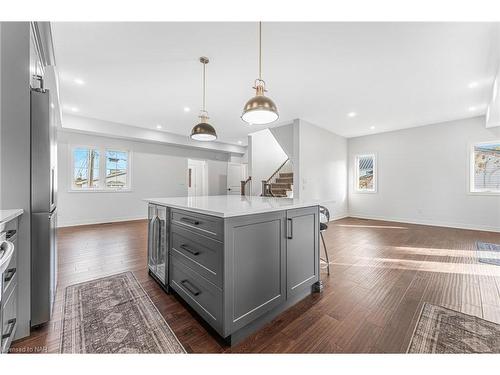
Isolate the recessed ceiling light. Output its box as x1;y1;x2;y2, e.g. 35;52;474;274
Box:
183;107;190;112
370;126;375;130
238;140;243;145
468;106;476;111
156;124;162;129
74;78;85;85
468;81;478;89
71;107;79;112
347;112;357;118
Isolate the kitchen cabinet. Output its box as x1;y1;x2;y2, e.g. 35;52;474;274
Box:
145;196;320;345
0;212;22;354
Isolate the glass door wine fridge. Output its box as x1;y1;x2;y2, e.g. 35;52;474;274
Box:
147;204;169;289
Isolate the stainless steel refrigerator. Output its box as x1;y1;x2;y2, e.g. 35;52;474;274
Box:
30;84;57;327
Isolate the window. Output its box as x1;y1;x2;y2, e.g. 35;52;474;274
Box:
355;154;376;192
470;141;500;194
105;150;129;189
72;147;100;189
71;146;130;191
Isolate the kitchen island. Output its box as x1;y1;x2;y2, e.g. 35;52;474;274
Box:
144;195;320;345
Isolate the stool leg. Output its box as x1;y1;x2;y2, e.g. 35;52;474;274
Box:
320;231;330;275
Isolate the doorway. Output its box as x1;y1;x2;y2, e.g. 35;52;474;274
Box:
187;159;208;197
227;162;247;195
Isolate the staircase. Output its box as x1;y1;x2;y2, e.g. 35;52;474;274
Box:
269;172;293;197
261;159;294;198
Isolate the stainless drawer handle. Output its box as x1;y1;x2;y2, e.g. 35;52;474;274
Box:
180;244;200;256
180;217;201;226
287;218;293;239
2;318;16;339
4;267;16;282
181;279;201;296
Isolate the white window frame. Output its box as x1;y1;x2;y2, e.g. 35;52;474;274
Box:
69;145;132;192
354;153;377;193
469;140;500;195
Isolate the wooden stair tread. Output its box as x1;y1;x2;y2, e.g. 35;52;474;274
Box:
276;178;293;184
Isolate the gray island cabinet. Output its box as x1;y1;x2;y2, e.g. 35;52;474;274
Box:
145;195;320;344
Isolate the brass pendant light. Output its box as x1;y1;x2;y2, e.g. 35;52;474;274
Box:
190;56;217;141
241;22;279;125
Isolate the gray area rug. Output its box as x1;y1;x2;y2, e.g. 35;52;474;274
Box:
407;303;500;353
61;272;186;353
477;242;500;266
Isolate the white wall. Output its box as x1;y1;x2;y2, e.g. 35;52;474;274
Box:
297;119;348;219
348;116;500;232
58;130;231;227
270;123;295;160
248;128;288;196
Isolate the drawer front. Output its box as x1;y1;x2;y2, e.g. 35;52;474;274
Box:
170;257;223;335
171;224;223;287
3;218;18;238
1;285;17;353
2;243;17;295
171;209;223;241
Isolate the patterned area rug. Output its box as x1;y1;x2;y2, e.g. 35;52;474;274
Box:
477;242;500;266
407;303;500;353
61;272;186;353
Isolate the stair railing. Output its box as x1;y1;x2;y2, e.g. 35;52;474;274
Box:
261;158;291;197
240;176;252;196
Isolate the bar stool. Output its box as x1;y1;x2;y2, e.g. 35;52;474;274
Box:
319;206;331;275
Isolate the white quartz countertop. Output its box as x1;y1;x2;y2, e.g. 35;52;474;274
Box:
144;195;319;218
0;209;23;224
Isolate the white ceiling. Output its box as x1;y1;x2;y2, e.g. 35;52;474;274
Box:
52;22;499;145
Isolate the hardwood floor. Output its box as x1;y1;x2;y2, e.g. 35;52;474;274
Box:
11;217;500;353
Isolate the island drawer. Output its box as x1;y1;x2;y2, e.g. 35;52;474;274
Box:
1;284;17;353
171;224;223;287
171;209;223;241
2;243;17;297
170;257;223;334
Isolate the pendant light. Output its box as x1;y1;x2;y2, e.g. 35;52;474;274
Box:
241;22;279;125
190;56;217;141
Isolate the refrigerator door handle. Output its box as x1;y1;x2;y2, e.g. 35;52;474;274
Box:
50;168;55;207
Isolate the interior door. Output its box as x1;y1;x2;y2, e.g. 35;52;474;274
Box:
187;160;206;197
227;163;244;195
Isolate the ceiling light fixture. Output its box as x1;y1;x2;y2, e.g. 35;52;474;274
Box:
156;124;162;129
184;107;191;112
238;140;243;145
468;106;476;111
190;57;217;142
241;22;279;125
71;107;79;112
347;112;357;118
74;78;85;85
468;81;478;89
370;125;375;130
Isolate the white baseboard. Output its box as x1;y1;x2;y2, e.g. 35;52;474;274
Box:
57;215;147;228
330;212;349;221
347;213;500;233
